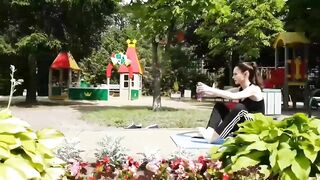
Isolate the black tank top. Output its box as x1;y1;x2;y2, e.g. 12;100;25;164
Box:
239;85;265;114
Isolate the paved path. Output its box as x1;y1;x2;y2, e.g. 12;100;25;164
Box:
4;96;211;161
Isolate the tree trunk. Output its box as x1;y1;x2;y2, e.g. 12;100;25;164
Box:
228;51;233;86
152;39;161;111
26;54;37;104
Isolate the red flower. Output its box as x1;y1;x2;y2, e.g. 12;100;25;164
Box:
80;162;88;168
133;161;140;168
102;156;110;164
95;161;104;172
170;158;183;170
197;156;206;163
222;172;230;180
127;156;134;166
88;176;96;180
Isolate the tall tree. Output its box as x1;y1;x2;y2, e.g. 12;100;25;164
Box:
286;0;320;42
126;0;209;111
197;0;285;84
0;0;118;103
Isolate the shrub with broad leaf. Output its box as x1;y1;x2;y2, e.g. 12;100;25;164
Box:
0;65;65;179
210;113;320;180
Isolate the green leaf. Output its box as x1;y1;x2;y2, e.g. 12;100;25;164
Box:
265;141;279;152
269;150;277;168
259;165;271;180
16;131;37;140
191;0;196;6
302;144;317;163
310;119;320;134
231;151;263;171
4;157;41;179
0;134;16;144
0;109;12;120
24;150;45;169
36;143;54;157
0;164;25;180
277;148;296;171
22;140;36;153
8;138;22;150
36;129;64;149
281;167;298;180
286;124;298;133
0;123;27;134
259;129;272;140
41;167;65;180
236;134;260;142
245;141;267;151
0;145;10;159
291;154;310;180
0;117;31;128
269;128;282;139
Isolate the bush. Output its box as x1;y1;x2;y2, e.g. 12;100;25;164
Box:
0;109;65;179
210;113;320;180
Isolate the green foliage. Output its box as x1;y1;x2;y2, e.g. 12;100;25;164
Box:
15;33;61;54
0;36;14;55
0;0;119;101
0;109;65;179
197;0;286;59
79;49;110;84
211;113;320;179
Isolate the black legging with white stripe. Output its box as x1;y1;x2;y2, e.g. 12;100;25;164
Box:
206;102;252;139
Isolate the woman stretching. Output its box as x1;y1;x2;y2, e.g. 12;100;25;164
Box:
196;62;265;143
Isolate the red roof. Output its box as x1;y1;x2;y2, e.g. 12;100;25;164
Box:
50;52;81;71
118;45;143;74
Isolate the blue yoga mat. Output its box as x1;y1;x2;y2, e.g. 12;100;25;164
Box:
170;131;224;149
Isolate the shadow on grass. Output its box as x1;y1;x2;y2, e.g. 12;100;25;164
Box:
74;105;179;113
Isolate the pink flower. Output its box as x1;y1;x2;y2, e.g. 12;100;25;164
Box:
69;161;81;176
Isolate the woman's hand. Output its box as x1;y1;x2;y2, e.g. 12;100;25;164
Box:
196;82;218;97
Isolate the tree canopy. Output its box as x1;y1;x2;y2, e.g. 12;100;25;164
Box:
197;0;286;60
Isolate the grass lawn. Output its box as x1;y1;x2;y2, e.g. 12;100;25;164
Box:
80;106;211;128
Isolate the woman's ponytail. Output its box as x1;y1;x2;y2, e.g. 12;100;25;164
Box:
251;62;263;89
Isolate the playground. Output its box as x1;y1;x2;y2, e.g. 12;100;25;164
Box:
2;1;320;179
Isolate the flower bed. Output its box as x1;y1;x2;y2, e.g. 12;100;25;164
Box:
65;155;226;180
62;113;320;180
